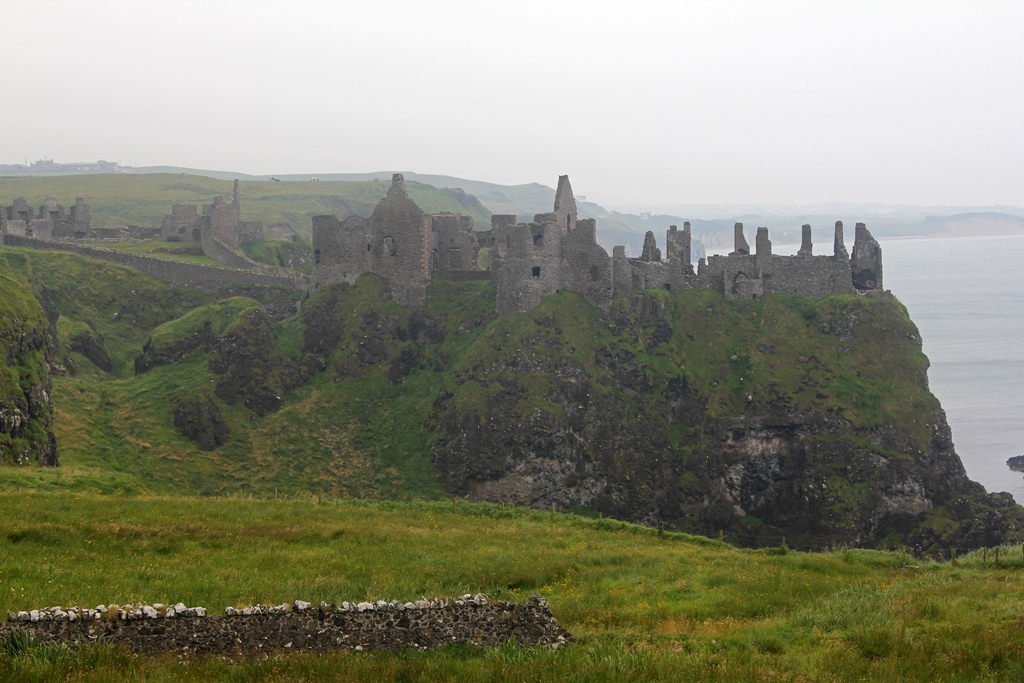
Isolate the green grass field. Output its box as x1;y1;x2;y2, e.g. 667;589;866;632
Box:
2;492;1024;681
0;173;492;240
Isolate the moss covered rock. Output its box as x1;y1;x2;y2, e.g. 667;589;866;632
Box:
0;268;58;466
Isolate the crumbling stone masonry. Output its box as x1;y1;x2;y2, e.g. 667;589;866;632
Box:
308;173;886;313
2;594;572;656
2;182;269;273
157;180;263;247
1;197;92;239
697;220;861;301
311;174;485;306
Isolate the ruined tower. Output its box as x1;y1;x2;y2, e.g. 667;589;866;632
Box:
731;223;750;255
851;222;883;291
553;175;578;235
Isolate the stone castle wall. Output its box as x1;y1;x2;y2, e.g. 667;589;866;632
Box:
295;174;882;314
312;214;370;290
311;174;483;306
365;177;431;306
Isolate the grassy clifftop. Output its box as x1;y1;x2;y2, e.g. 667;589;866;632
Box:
0;173;492;240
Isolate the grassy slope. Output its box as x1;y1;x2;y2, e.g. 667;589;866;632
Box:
0;173;492;240
444;288;936;450
0;248;493;499
2;493;1024;681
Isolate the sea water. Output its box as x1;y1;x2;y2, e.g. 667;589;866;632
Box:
882;235;1024;501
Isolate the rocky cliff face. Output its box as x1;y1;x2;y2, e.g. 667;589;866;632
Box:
429;290;1022;553
0;275;58;466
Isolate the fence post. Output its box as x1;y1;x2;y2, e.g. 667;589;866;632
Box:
951;548;957;567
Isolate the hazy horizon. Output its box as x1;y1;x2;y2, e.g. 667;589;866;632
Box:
4;0;1022;212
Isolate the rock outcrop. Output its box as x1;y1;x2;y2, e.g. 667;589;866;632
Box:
0;273;58;466
429;289;1024;554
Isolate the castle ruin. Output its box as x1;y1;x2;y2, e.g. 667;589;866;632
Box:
2;180;267;272
311;174;486;306
1;197;92;239
311;174;884;312
158;180;264;247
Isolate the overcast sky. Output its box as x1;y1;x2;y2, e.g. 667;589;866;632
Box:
3;0;1022;211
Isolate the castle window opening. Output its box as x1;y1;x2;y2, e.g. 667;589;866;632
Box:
532;266;541;278
314;249;321;265
533;233;543;248
590;265;600;281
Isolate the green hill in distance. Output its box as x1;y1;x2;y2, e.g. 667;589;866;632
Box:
0;173;491;241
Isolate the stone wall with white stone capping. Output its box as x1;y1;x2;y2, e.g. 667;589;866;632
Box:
1;593;572;656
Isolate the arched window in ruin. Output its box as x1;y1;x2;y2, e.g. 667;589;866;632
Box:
314;249;321;265
532;266;541;278
731;272;748;295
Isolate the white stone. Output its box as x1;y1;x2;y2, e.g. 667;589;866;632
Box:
193;607;207;617
294;600;311;612
356;602;373;612
142;606;158;619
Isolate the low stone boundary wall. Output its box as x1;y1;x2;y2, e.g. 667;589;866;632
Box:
2;235;307;294
1;594;572;656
